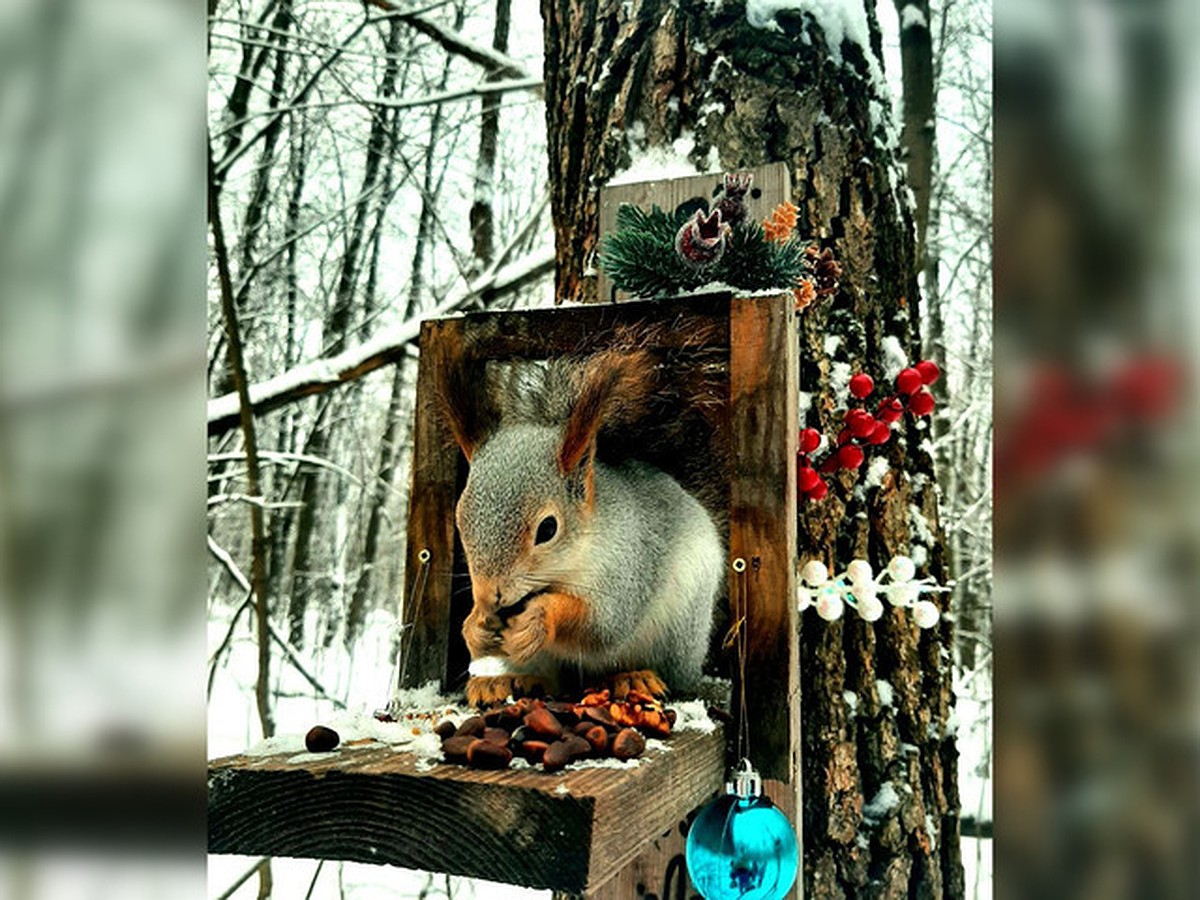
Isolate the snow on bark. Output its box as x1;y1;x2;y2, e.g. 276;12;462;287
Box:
900;4;929;31
745;0;885;86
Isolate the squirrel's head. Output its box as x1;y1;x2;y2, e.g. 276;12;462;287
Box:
455;424;592;613
437;346;656;615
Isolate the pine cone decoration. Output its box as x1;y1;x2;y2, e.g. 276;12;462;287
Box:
674;208;731;268
713;172;753;227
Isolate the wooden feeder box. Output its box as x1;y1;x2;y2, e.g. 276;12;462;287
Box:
209;165;803;898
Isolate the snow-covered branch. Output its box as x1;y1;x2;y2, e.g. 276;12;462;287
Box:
366;0;534;82
207;246;554;435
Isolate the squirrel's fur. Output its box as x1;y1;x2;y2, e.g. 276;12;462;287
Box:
435;333;725;700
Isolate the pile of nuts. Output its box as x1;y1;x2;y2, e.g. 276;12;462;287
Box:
437;689;677;772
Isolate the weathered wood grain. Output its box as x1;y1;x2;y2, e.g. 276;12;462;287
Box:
401;318;465;689
729;292;802;898
208;727;724;896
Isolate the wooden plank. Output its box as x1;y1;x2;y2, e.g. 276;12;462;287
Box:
580;812;701;900
400;318;463;689
460;293;731;357
208;727;724;896
728;292;801;896
597;162;792;302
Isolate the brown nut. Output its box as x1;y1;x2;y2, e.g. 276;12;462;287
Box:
581;725;609;754
542;740;573;772
305;725;340;752
434;720;457;740
466;740;513;770
583;706;619;729
455;715;486;738
612;728;646;761
524;707;564;739
442;735;477;760
545;702;579;726
517;739;550;763
572;721;595;736
562;734;591;760
665;709;678;727
482;727;511;747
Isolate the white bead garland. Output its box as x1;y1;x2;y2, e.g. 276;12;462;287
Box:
796;554;947;628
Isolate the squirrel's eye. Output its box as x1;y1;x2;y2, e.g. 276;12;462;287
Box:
534;515;558;545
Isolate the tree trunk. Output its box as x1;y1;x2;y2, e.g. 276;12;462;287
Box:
541;2;963;896
893;0;935;262
468;0;512;277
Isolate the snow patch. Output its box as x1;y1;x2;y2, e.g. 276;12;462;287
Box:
865;455;890;488
843;690;859;715
909;503;936;546
863;781;901;822
925;812;939;851
671;699;719;734
745;0;884;86
824;334;842;357
830;361;852;399
881;335;908;380
607;129;720;186
900;4;928;31
875;679;894;708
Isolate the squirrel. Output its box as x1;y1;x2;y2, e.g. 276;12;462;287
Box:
434;340;725;708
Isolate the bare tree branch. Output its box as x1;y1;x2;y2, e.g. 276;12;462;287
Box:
211;76;542;141
207;244;553;435
365;0;533;81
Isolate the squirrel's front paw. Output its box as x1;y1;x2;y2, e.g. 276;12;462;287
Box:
609;669;668;700
465;674;549;708
500;601;548;664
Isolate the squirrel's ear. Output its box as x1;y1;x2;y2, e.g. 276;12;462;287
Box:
431;339;496;461
558;349;655;475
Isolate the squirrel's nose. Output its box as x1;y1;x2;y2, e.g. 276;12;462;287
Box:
471;575;504;611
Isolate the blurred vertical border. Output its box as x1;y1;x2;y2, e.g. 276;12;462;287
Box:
995;0;1199;897
0;0;206;896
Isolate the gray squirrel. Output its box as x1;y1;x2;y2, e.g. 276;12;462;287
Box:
435;343;724;707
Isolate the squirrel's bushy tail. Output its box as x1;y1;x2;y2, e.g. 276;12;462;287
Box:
432;322;728;518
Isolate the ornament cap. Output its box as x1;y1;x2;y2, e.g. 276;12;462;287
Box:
726;759;763;798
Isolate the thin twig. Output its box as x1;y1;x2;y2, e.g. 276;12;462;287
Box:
210;138;274;740
213;857;270;900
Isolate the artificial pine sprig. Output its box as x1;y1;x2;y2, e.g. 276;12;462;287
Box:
600;175;837;300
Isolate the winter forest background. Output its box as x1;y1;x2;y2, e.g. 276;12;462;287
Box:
205;0;991;896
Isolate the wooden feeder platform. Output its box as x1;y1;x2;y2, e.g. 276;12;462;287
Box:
208;726;724;896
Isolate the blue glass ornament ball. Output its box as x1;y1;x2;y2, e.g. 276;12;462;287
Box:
685;793;799;899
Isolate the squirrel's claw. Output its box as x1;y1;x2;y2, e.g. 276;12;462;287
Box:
609;669;668;701
465;674;548;708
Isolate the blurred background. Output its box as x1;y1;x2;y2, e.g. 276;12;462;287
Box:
0;0;1195;897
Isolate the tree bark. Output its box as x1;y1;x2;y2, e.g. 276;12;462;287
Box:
893;0;935;263
541;2;963;896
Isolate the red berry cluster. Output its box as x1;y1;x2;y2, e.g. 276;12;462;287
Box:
798;359;941;502
997;356;1182;488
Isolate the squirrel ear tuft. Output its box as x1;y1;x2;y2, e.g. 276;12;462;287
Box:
558;349;656;475
431;337;497;461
